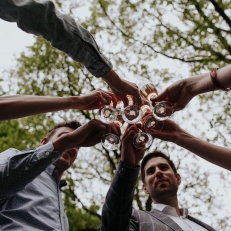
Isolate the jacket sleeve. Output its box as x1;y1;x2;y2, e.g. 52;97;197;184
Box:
0;142;61;199
0;0;112;77
99;161;140;231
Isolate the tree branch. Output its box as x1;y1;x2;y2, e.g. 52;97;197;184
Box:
208;0;231;29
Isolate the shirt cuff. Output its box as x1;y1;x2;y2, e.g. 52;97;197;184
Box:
33;142;61;165
116;161;140;181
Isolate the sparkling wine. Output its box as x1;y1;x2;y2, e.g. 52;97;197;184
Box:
139;83;158;101
153;101;174;121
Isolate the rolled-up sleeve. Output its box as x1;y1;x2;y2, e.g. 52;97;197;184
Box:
0;0;113;77
0;142;61;199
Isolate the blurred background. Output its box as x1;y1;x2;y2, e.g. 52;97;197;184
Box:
0;1;231;230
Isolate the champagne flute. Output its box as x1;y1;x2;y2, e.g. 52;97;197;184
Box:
101;105;124;150
133;128;153;149
139;82;174;121
139;82;158;101
122;95;143;124
133;100;153;149
98;105;118;124
153;101;174;121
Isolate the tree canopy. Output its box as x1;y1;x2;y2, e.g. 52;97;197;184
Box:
1;0;231;230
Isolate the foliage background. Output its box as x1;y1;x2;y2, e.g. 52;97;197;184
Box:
1;0;231;230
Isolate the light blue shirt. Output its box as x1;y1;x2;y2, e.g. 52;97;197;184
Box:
0;0;113;77
0;142;69;231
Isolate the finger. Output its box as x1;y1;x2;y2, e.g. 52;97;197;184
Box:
92;120;107;138
107;92;118;108
95;90;108;105
104;123;112;135
123;124;140;139
110;123;121;137
150;88;169;106
122;129;136;144
133;96;142;107
121;96;129;107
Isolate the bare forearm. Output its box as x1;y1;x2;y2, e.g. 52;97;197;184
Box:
176;131;231;171
0;95;80;121
191;64;231;96
102;69;122;88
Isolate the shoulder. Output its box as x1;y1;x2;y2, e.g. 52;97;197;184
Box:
0;148;20;159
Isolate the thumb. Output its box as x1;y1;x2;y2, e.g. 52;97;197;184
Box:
150;88;169;106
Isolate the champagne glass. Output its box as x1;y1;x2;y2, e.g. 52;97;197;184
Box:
153;101;174;121
139;82;158;101
101;133;121;151
140;98;164;134
143;113;164;134
101;105;124;150
133;101;153;149
139;82;174;121
122;95;143;124
133;130;153;149
98;105;118;124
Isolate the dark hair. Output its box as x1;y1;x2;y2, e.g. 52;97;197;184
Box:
141;151;177;183
46;120;82;139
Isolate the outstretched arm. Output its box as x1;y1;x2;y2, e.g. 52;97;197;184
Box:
151;64;231;111
152;119;231;171
99;124;145;231
0;89;117;121
0;0;141;107
0;119;120;199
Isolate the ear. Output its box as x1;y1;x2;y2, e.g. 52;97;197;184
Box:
175;173;181;186
40;137;48;145
142;183;150;195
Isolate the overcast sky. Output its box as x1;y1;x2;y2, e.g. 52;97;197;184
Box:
0;19;35;75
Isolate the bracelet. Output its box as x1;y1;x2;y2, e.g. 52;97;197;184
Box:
210;68;230;92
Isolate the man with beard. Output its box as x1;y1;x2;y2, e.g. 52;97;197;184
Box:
99;124;216;231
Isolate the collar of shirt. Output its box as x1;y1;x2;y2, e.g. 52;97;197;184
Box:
46;165;67;189
46;164;58;179
153;203;189;219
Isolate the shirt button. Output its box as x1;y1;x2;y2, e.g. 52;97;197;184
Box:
119;168;125;175
45;151;50;156
52;158;55;161
25;167;29;170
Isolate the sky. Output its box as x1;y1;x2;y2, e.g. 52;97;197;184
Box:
0;11;231;229
0;20;35;79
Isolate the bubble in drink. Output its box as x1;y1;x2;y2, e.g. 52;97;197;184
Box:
139;83;158;101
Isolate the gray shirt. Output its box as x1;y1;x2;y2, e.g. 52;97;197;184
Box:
0;0;113;77
0;142;69;231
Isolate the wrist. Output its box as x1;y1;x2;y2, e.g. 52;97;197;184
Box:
65;96;80;109
191;72;214;96
175;129;193;147
52;133;72;154
102;69;122;88
120;160;139;169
